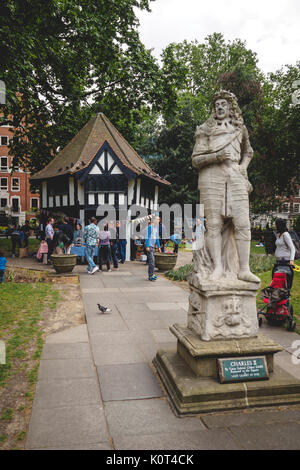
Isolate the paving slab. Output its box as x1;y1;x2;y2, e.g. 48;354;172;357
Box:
137;342;176;363
97;364;164;401
37;358;95;381
104;399;205;437
228;422;300;450
92;342;146;366
41;342;91;360
123;317;166;331
201;406;300;429
45;324;89;344
113;429;241;450
30;442;112;450
33;378;101;409
147;302;186;311
150;329;177;343
274;351;300;380
87;314;129;332
87;329;154;346
26;404;108;449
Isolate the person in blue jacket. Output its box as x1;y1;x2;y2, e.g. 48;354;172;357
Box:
145;215;161;281
0;250;7;283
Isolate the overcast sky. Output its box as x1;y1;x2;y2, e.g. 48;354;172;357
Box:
136;0;300;74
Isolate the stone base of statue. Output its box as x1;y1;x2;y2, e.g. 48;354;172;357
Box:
187;274;260;341
153;324;300;415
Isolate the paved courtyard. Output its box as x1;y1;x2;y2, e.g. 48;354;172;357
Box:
25;260;300;450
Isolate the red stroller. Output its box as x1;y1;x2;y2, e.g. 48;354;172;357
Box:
258;262;296;332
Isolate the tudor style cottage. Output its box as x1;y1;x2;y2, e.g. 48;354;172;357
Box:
30;113;170;258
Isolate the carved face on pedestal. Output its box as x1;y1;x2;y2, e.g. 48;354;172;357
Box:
223;297;242;327
214;98;230;121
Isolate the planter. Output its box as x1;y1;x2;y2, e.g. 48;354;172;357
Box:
51;254;77;274
154;252;178;271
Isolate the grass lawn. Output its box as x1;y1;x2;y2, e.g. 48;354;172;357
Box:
0;283;60;450
0;237;40;256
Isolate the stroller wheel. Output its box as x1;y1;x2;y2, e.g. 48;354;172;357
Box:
258;317;263;327
287;320;296;332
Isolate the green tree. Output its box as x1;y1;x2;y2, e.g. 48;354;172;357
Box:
249;63;300;213
143;34;264;206
0;0;162;173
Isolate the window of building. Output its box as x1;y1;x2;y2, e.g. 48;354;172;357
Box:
0;156;8;171
0;198;7;208
11;158;19;171
11;177;20;191
31;198;38;209
11;198;19;213
0;177;8;190
0;136;9;146
293;203;300;214
282;203;290;213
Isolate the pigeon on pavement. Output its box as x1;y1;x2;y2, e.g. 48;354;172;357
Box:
97;303;112;313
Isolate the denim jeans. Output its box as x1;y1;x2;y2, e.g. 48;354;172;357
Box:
85;245;96;271
148;247;155;278
118;240;127;263
46;238;54;261
0;270;4;283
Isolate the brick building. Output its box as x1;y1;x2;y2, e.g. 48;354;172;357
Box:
251;185;300;230
0;125;39;226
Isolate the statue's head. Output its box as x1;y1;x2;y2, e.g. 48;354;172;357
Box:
212;90;243;127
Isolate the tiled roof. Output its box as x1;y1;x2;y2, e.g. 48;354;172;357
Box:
31;113;170;185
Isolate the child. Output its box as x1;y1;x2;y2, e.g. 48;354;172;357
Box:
0;250;7;283
37;237;49;264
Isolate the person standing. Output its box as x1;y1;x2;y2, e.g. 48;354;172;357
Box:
109;221;119;270
11;226;22;258
145;215;161;281
84;217;99;274
45;217;55;262
21;220;31;248
0;250;7;283
117;220;127;264
158;218;167;253
98;224;111;272
192;217;205;251
59;216;74;254
274;218;295;288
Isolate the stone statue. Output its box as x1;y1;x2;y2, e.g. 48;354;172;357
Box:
191;90;259;284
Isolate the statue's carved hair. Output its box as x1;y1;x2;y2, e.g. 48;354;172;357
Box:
212;90;244;127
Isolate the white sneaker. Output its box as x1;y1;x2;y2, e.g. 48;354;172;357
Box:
91;266;99;274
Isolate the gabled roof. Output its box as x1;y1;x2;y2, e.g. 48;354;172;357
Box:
31;113;170;185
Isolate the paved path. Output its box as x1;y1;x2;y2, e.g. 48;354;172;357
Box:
26;261;300;450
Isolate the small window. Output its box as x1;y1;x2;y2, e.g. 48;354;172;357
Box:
294;203;300;214
0;177;8;190
0;136;8;146
11;198;19;212
11;158;19;171
31;198;38;209
12;178;20;191
282;203;290;213
0;156;8;171
0;198;7;208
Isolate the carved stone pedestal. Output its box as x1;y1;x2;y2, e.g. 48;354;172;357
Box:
187;274;259;341
153;325;300;416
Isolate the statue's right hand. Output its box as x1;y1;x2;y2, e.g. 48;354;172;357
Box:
216;149;231;161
